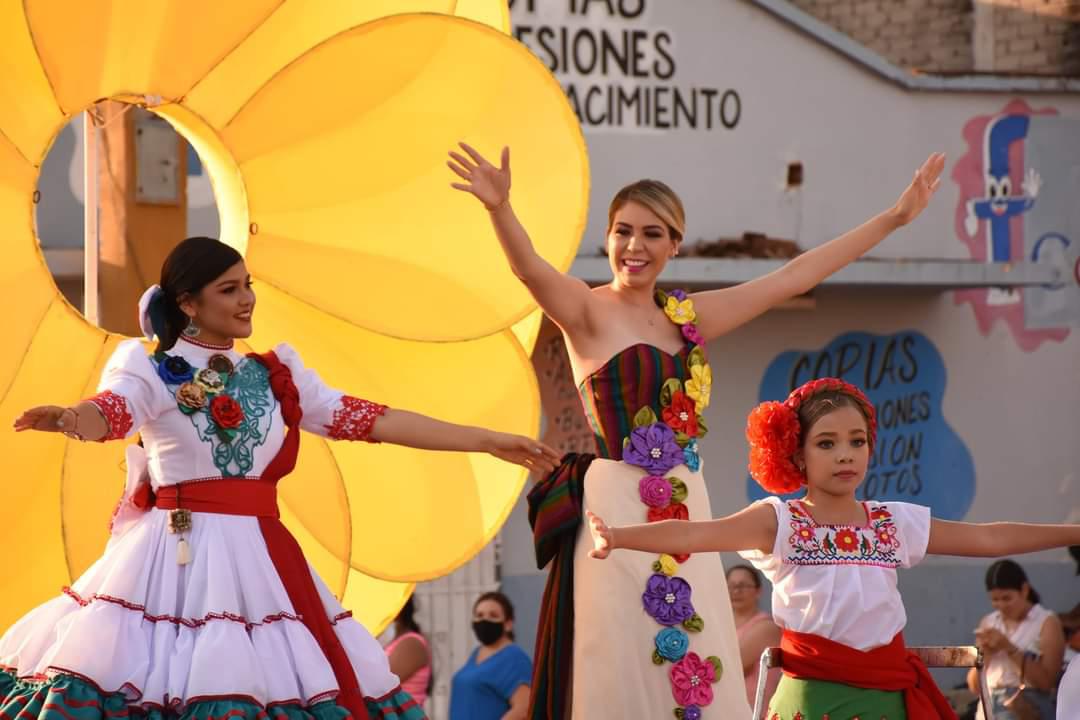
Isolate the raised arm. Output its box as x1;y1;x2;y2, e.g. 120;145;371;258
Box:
448;143;596;334
689;152;946;341
587;502;778;558
926;518;1080;557
370;409;561;475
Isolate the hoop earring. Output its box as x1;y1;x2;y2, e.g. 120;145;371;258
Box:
182;319;201;338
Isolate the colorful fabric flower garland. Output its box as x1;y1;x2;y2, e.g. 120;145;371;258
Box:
155;351;246;443
623;289;724;718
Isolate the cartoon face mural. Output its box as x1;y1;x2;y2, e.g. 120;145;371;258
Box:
953;99;1080;351
963;114;1040;287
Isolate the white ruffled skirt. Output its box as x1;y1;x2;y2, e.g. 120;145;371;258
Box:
0;507;399;712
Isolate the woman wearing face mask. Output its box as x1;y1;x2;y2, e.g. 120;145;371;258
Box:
449;592;532;720
966;560;1064;719
448;143;946;719
1;237;560;720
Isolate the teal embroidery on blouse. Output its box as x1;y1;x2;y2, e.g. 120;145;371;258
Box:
154;356;275;477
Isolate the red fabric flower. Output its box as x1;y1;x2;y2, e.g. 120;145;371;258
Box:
870;508;892;521
834;529;860;554
648;502;689;523
209;394;244;429
661;391;699;437
745;401;803;494
648;502;690;561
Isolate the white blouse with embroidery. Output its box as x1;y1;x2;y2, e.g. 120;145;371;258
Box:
87;335;384;485
0;335;399;708
739;496;931;651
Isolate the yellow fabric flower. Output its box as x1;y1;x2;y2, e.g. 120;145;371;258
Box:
686;363;712;413
664;296;697;325
656;553;678;576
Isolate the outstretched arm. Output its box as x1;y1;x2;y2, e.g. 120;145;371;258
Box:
926;518;1080;557
14;403;109;441
369;408;561;474
448;143;596;335
690;152;946;341
587;502;778;558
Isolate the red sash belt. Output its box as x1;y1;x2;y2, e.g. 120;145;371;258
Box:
779;629;958;720
148;351;366;719
153;480;278;517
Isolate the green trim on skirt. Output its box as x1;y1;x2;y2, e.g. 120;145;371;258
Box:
766;674;907;720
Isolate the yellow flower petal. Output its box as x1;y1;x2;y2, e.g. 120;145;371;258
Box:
0;0;577;633
664;297;697;325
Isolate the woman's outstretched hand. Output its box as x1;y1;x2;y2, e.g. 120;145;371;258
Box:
586;510;614;559
13;405;68;433
447;142;511;211
891;152;946;226
487;431;561;475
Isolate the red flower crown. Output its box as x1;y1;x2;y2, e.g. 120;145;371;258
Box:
745;377;877;494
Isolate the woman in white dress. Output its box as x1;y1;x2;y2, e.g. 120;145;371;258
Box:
1;236;560;720
447;143;946;719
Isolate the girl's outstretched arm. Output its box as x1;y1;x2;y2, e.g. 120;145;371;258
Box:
587;502;777;559
926;518;1080;557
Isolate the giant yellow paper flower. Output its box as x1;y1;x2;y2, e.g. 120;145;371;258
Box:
0;0;587;635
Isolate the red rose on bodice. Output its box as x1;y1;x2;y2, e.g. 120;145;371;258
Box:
209;394;244;429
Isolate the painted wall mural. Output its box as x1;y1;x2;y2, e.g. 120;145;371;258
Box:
952;99;1080;351
747;331;976;520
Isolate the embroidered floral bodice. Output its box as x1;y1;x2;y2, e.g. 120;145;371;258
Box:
86;336;383;486
740;497;932;651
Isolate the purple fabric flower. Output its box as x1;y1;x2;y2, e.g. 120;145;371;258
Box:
639;475;673;508
683;705;702;720
681;322;704;346
669;289;688;301
642;573;694;626
625;423;685;475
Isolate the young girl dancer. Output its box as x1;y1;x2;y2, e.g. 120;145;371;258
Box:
586;378;1080;720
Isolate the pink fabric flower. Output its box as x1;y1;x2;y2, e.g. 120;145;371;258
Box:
681;322;704;346
670;652;716;707
639;475;673;508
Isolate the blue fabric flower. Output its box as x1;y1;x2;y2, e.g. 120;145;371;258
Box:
669;289;688;301
683;439;701;472
157;354;194;385
624;423;684;475
655;627;690;662
683;704;702;720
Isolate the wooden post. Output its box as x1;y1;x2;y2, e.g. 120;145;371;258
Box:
96;102;187;336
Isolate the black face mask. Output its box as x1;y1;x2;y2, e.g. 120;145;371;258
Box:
472;620;505;646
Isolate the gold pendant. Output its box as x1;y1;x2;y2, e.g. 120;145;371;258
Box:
168;508;192;534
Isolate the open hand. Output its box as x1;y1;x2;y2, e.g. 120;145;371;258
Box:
447;142;511;211
13;405;69;433
487;431;561;474
891;152;946;226
586;510;614;559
